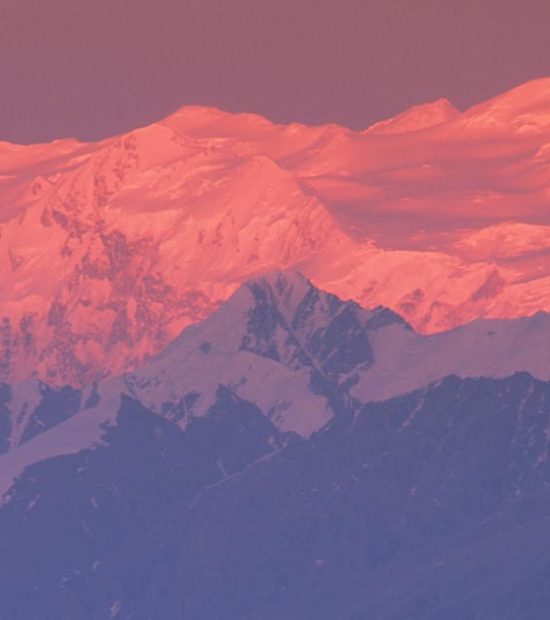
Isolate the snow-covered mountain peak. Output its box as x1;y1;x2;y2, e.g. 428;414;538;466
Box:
162;104;277;142
109;272;406;438
365;97;459;134
135;269;375;376
245;270;324;322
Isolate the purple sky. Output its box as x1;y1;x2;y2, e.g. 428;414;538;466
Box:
2;0;550;143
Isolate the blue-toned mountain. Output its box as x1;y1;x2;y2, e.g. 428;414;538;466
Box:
0;274;548;618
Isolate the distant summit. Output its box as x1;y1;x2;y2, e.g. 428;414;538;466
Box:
365;97;459;134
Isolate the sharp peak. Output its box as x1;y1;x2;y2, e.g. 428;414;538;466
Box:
242;271;410;325
243;270;316;306
242;271;411;317
213;271;330;320
406;97;458;111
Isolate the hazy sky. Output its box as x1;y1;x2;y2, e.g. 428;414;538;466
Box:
2;0;550;143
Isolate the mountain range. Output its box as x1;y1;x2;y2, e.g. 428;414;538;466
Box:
1;79;550;618
1;79;549;385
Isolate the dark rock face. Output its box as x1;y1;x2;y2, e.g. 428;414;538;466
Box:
0;390;288;619
0;382;83;456
241;276;377;378
19;384;82;445
1;373;550;619
0;383;11;454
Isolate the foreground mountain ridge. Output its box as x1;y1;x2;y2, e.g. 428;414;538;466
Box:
1;79;549;384
0;273;548;618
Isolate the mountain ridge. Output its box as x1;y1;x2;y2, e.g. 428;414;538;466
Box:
1;79;549;385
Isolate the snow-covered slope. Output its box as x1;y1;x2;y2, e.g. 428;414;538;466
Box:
354;310;550;402
1;80;549;384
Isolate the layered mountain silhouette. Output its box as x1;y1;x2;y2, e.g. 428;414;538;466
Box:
1;80;549;385
1;79;550;618
0;273;549;618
